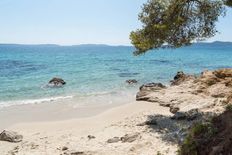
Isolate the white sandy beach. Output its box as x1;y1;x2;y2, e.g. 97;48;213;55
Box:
0;100;177;155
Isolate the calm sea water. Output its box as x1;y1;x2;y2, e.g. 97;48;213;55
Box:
0;43;232;107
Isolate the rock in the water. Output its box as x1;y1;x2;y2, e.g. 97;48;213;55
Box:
121;133;140;143
48;77;66;87
0;130;23;143
136;83;166;101
107;137;121;143
126;79;138;84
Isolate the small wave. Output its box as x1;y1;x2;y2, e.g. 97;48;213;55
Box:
0;95;73;108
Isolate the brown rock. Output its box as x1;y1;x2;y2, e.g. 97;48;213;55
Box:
170;106;180;114
107;137;121;143
62;146;68;151
213;68;232;79
70;152;85;155
136;83;166;101
121;133;140;143
87;135;95;140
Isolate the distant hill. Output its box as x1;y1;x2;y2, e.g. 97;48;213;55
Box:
192;41;232;48
0;41;231;49
0;43;132;48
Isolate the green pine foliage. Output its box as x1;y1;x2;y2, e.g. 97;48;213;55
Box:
131;0;231;55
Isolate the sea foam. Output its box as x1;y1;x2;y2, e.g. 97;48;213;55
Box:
0;95;73;108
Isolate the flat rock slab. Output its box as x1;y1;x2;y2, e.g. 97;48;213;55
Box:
121;133;140;143
107;133;140;143
0;130;23;143
107;137;121;143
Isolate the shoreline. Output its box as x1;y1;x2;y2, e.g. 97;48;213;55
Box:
1;68;232;154
0;96;132;130
0;100;177;155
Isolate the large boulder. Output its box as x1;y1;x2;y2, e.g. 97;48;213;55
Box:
48;77;66;87
0;130;23;143
136;83;166;101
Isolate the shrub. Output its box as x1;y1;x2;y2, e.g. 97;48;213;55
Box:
226;104;232;111
178;123;216;155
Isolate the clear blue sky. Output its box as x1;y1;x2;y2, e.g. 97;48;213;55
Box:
0;0;231;45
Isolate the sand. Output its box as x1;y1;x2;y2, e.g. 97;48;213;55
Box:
0;100;177;155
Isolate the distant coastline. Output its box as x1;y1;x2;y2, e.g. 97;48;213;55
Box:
0;41;232;48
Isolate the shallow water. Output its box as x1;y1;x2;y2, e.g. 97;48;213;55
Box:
0;43;232;107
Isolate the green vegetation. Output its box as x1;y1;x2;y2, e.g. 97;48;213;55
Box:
178;123;217;155
156;151;163;155
226;104;232;111
131;0;232;55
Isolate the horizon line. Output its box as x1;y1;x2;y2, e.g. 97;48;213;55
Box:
0;41;232;47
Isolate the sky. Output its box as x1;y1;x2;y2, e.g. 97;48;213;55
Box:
0;0;232;45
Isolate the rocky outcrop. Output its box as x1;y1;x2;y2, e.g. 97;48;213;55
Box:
126;79;138;84
137;69;232;111
213;68;232;78
171;71;195;86
136;83;166;101
0;130;23;143
134;69;232;153
48;77;66;87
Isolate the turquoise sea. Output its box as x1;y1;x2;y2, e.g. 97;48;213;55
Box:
0;42;232;107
